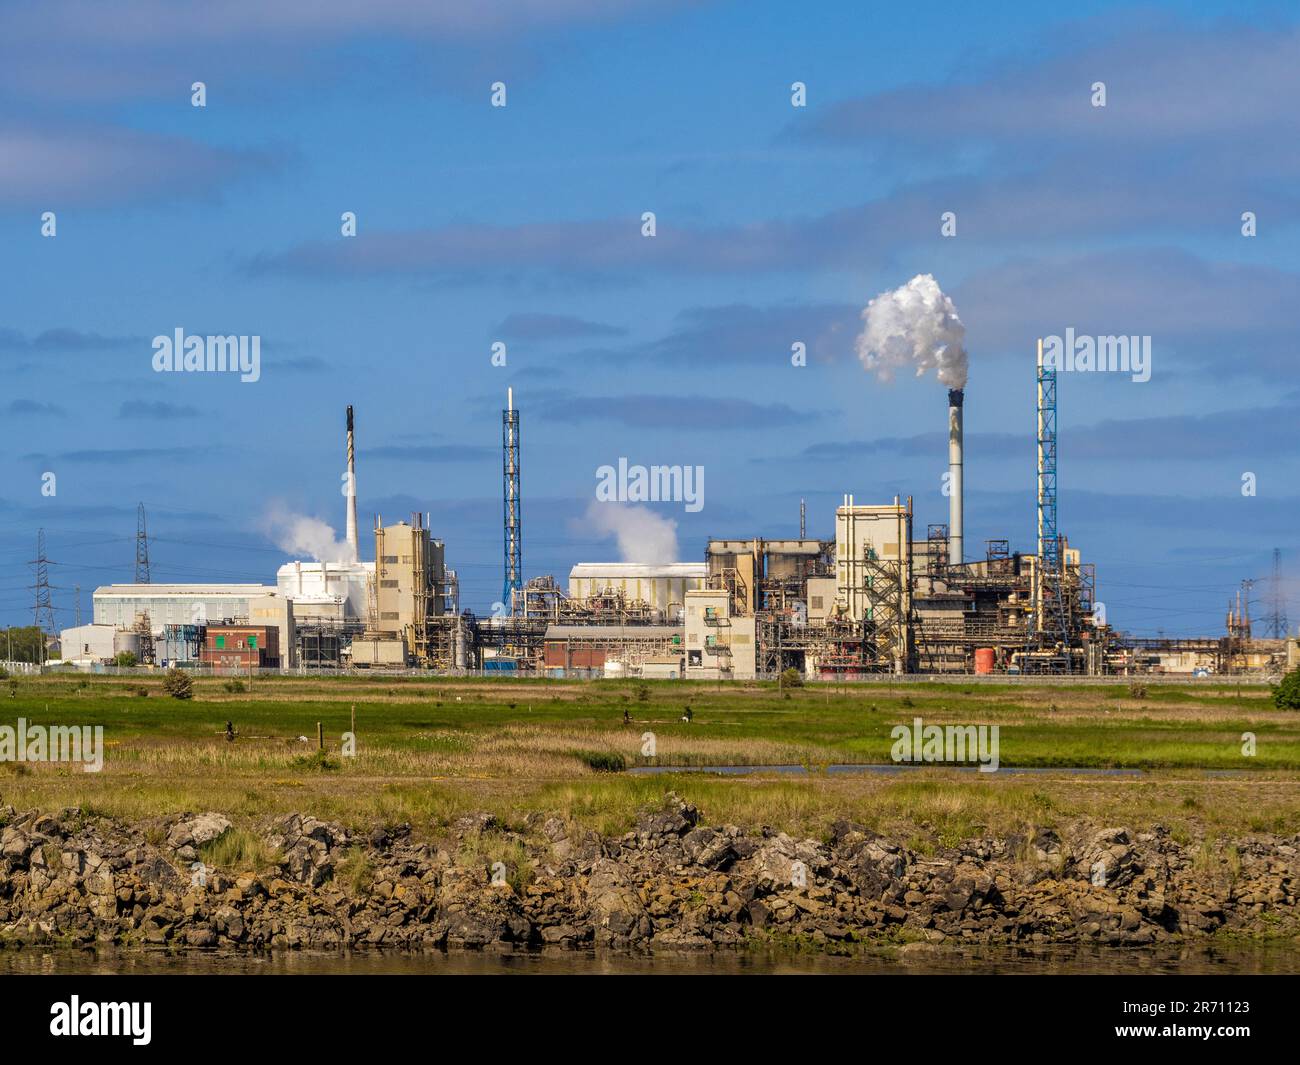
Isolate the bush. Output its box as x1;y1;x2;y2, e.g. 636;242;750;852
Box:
581;751;626;773
0;666;8;681
779;667;804;688
222;679;246;694
162;668;194;700
292;749;340;772
134;686;149;698
1128;682;1148;699
1274;668;1300;710
114;651;138;668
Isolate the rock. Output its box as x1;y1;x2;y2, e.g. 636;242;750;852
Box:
634;797;699;844
167;813;231;852
681;828;734;870
586;859;650;944
185;927;217;947
452;813;501;838
0;826;32;862
0;802;1292;956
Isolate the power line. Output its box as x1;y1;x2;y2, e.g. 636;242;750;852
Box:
29;529;57;636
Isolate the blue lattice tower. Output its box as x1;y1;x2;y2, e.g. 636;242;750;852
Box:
1036;339;1071;658
502;388;522;610
1036;338;1058;580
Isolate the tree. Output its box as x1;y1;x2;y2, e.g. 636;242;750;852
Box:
114;651;138;668
779;667;804;689
1274;668;1300;710
162;668;194;700
1;626;46;663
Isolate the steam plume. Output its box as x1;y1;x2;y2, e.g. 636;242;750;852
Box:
263;502;356;563
855;274;968;388
585;502;679;565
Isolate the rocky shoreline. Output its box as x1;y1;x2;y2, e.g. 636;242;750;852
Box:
1;797;1296;953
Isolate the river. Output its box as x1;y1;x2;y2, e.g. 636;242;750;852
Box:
3;942;1297;975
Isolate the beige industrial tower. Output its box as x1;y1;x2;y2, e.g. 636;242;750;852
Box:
835;496;913;673
351;515;446;667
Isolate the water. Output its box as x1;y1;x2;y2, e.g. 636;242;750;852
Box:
3;942;1297;975
628;764;1151;777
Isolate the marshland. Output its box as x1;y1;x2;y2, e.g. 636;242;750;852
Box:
1;672;1297;972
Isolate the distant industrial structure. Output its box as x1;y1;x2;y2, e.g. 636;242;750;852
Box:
54;365;1293;680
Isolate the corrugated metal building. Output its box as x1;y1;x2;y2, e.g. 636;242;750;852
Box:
567;563;706;620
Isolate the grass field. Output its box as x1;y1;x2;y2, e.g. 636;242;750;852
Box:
1;672;1296;846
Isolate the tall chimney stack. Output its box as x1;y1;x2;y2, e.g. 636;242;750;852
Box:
346;405;359;562
947;388;964;566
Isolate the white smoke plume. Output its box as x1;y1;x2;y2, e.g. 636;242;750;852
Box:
263;502;356;563
855;274;968;389
585;501;679;564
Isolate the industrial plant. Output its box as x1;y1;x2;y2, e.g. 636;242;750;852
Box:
43;283;1296;681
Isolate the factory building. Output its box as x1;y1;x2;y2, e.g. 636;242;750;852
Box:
540;624;683;676
350;515;465;669
567;563;706;622
90;585;297;670
684;588;757;680
61;364;1281;680
93;584;279;630
58;624;141;666
276;561;372;623
201;623;281;671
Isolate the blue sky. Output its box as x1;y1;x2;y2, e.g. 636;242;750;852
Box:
1;0;1296;636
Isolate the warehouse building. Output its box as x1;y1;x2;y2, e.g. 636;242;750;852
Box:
93;584;279;630
201;623;281;671
540;623;683;676
567;563;706;622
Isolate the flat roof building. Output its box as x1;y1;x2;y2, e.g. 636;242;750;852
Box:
93;584;280;631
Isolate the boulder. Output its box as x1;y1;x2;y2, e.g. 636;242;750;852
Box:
586;859;650;944
167;813;231;852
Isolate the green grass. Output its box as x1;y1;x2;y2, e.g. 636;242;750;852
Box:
197;827;279;875
0;673;1296;844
